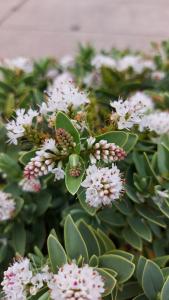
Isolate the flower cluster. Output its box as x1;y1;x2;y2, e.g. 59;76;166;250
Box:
19;178;41;192
91;53;155;74
0;191;15;221
111;97;146;130
81;164;124;208
139;111;169;135
2;260;104;300
6;108;38;145
91;54;117;69
1;258;32;300
48;262;104;300
3;57;33;73
40;80;89;115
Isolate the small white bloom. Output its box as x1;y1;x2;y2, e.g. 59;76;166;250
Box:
81;164;124;208
19;178;41;193
117;55;142;73
91;54;117;69
87;136;96;148
60;55;74;69
3;57;33;73
111;98;146;130
40;81;89;115
129;92;154;111
30;266;52;296
6;109;38;145
139;111;169;135
41;138;58;153
0;191;15;221
51;167;65;181
151;70;165;80
1;258;32;300
48;262;104;300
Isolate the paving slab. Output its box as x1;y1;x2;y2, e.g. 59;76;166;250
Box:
0;0;26;23
0;0;169;58
2;0;169;36
0;28;167;59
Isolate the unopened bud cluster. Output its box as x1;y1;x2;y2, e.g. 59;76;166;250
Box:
56;128;76;154
24;150;55;179
91;140;126;163
69;164;82;177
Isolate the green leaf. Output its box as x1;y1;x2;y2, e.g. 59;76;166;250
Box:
47;234;67;273
37;291;50;300
65;156;85;195
123;227;142;251
142;260;164;300
36;191;52;216
113;199;133;216
95;268;116;296
98;208;125;227
97;229;115;251
153;255;169;268
77;187;97;216
128;216;152;242
89;255;99;267
136;205;166;228
19;149;37;165
95;131;127;147
0;153;21;180
110;250;134;262
157;143;169;176
12;222;26;255
136;256;147;285
133;294;148;300
14;197;24;217
56;111;80;153
117;282;142;300
123;133;138;153
99;255;135;283
161;277;169;300
78;220;100;257
64;215;88;262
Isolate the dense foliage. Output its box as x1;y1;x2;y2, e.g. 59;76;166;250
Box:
1;42;169;299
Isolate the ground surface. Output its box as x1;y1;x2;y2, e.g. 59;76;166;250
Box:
0;0;169;58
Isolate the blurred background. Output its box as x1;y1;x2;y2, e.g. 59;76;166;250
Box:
0;0;168;58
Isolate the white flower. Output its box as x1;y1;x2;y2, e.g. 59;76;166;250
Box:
48;262;104;300
139;111;169;135
1;258;32;300
129;92;154;111
3;57;33;73
91;54;117;69
24;150;56;179
19;178;41;193
6;109;38;145
151;70;165;80
117;55;155;73
81;164;124;208
41;138;58;153
117;55;143;73
40;81;89;115
47;72;74;94
30;266;52;296
87;137;96;148
60;55;74;69
51;167;65;181
0;191;15;221
111;98;146;129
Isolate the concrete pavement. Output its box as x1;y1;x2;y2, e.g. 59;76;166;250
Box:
0;0;169;58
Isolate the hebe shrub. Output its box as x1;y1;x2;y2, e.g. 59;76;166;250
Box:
1;42;169;299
